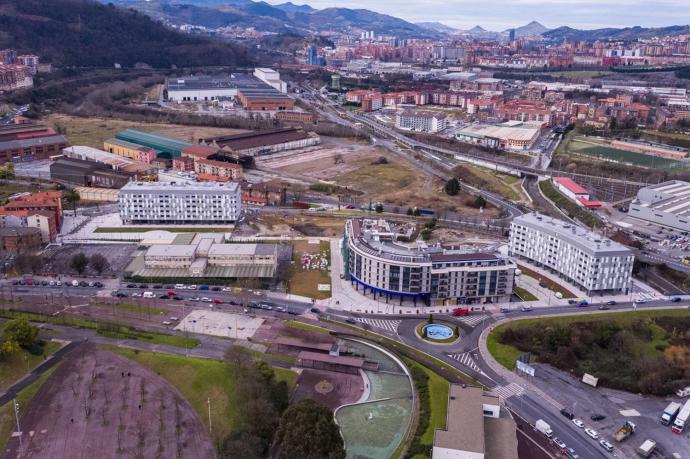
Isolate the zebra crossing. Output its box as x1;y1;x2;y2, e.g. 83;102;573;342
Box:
354;318;401;333
455;314;490;327
491;383;525;401
448;352;484;374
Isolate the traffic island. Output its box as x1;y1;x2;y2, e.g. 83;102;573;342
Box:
414;318;460;345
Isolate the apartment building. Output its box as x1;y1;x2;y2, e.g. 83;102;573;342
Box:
509;213;634;294
395;110;448;133
119;181;241;225
194;158;242;181
344;219;516;306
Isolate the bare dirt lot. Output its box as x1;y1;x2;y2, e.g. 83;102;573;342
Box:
291;369;364;411
40;244;137;277
262;138;500;216
3;344;213;459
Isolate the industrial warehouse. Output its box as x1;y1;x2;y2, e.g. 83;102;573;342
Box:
200;127;320;157
629;180;690;231
455;121;542;151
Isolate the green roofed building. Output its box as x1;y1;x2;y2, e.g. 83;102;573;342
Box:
115;129;191;159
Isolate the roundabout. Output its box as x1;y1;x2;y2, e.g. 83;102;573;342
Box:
414;319;460;344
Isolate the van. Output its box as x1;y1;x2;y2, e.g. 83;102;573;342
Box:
143;291;155;298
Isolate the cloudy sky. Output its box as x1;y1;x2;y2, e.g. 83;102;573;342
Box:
266;0;690;30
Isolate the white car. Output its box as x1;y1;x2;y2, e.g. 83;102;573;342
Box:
572;419;585;428
553;437;566;449
222;287;233;292
174;284;185;290
162;321;172;326
190;296;200;302
584;428;598;439
56;281;62;286
131;292;142;297
635;299;646;304
201;297;211;302
599;439;613;452
188;285;198;290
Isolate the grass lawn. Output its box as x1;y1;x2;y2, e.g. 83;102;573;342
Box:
92;302;167;316
109;347;297;445
0;364;59;451
0;309;199;349
513;286;538;302
404;359;449;445
568;138;683;169
286;320;331;335
288;240;331;300
0;341;61;393
538;179;601;229
95;227;231;233
517;264;576;299
487;309;690;371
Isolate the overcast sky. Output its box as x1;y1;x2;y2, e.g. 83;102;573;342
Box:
266;0;690;31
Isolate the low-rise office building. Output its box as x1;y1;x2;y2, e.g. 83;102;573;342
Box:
509;213;634;294
629;180;690;231
126;233;278;278
344;219;516;306
118;181;241;225
433;385;518;459
395;110;448;133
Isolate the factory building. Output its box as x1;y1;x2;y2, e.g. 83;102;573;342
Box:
118;181;241;225
629;180;690;231
344;219;516;306
103;138;159;163
509;213;634;294
115;129;191;159
201;127;320;158
62;146;157;177
551;177;602;208
50;157;133;188
455;121;541;151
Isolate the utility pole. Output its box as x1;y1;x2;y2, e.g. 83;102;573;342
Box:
13;399;22;449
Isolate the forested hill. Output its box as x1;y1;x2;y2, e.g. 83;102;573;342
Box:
0;0;251;68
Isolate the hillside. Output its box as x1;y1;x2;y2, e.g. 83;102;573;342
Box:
543;24;690;42
0;0;251;68
109;0;441;38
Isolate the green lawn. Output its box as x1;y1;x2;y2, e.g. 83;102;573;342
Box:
486;324;524;371
286;320;331;335
109;347;297;445
513;286;538;302
94;227;231;233
0;341;61;393
0;365;60;451
538;179;601;229
569;138;683;169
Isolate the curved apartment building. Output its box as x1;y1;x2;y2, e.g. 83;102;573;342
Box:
343;219;516;306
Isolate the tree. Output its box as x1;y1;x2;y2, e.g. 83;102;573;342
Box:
4;319;39;348
71;253;89;274
473;196;487;209
428;314;433;324
274;399;345;459
0;338;20;359
420;228;432;241
406;207;414;216
63;189;80;216
90;254;110;275
444;178;460;196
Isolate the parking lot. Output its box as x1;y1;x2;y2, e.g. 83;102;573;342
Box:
529;363;690;458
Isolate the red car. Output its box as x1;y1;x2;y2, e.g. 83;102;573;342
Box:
26;279;33;286
213;299;223;304
167;290;176;296
452;308;470;316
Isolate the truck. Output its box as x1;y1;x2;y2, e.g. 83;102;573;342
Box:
415;207;435;216
661;402;681;425
613;420;636;442
637;439;656;458
677;385;690;397
671;399;690;434
535;419;553;438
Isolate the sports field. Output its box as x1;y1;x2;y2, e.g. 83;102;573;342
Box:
568;137;685;169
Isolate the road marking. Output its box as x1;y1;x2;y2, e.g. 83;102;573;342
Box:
448;352;485;375
354;318;401;333
455;314;490;327
491;383;525;401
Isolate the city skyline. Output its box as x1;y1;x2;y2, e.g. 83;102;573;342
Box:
265;0;690;31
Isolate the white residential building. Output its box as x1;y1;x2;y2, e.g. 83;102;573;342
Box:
118;181;241;225
509;213;634;294
395;110;448;133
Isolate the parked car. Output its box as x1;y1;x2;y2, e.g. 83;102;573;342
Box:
79;281;88;287
138;284;148;289
452;308;470;316
598;305;610;310
213;299;223;304
565;447;580;459
41;280;48;286
173;296;183;301
572;419;585;428
553;437;566;449
606;300;617;306
116;292;128;298
671;296;682;302
201;297;211;302
310;307;321;314
188;285;198;290
584;428;599;439
590;414;606;421
198;285;209;291
211;286;221;292
521;305;533;312
159;294;169;300
127;284;136;288
131;292;142;297
94;281;103;288
560;408;575;420
153;285;162;289
599;439;613;452
174;284;185;290
167;290;176;296
190;296;200;302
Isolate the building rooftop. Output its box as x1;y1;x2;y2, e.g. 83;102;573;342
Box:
457;123;540;142
633;181;690;217
398;110;446;120
553;176;589;195
208;243;276;257
513;213;632;256
104;137;160;153
115;129;191;154
0;134;68;151
145;244;198;258
204;128;313;152
0;226;41;237
165;74;255;91
119;181;239;193
433;385;492;455
182;145;220;159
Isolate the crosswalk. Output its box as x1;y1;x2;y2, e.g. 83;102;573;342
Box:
455;314;490;327
491;382;525;401
448;352;484;374
354;318;401;333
